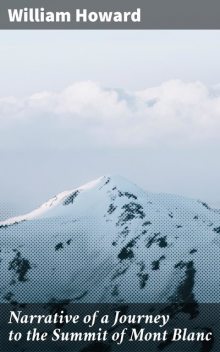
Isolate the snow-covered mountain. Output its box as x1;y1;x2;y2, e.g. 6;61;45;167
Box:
0;175;220;305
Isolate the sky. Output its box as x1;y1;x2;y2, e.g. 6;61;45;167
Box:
0;30;220;219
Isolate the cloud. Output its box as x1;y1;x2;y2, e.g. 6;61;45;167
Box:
0;80;220;150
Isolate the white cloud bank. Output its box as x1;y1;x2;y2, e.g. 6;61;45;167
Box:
1;80;220;150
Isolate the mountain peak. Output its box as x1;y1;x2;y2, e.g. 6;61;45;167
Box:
1;175;220;306
0;175;143;227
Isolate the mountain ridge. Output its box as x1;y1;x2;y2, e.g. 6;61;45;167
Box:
1;174;218;227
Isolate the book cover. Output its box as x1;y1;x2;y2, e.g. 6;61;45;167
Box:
0;1;220;351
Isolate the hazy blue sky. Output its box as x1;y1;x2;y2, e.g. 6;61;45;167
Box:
1;30;220;96
1;30;220;219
